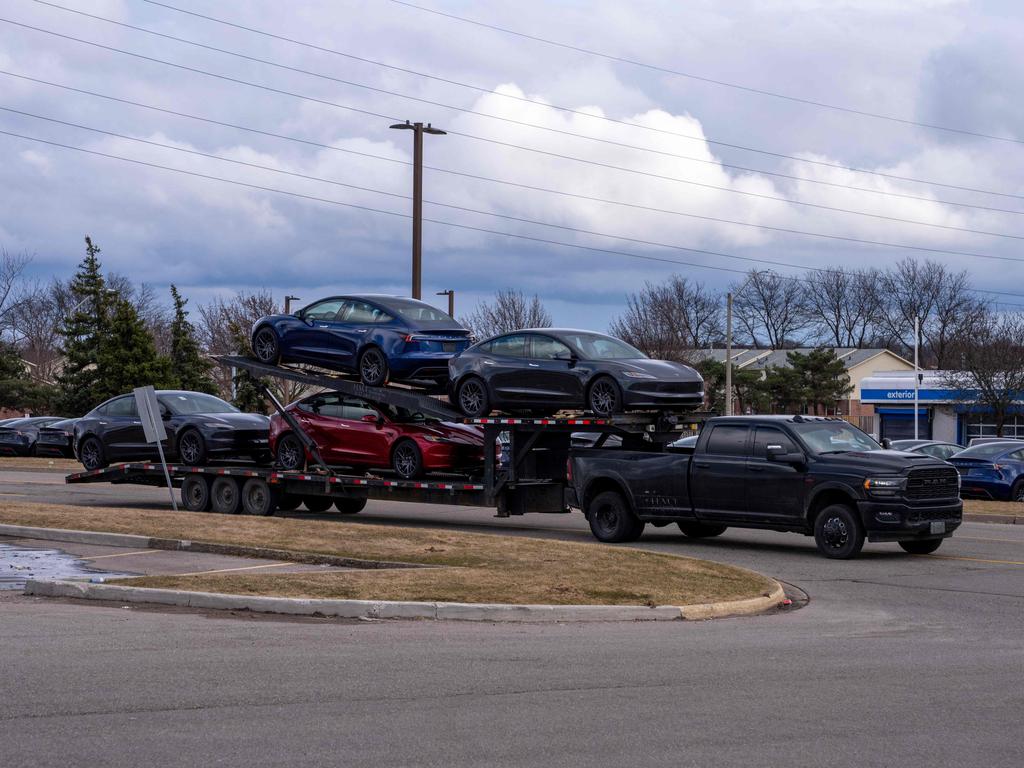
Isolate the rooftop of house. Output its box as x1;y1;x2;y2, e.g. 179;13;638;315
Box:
682;347;912;370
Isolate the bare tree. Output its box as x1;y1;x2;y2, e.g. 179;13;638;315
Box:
10;278;71;383
804;267;883;348
610;276;722;359
461;289;552;338
942;312;1024;437
732;270;810;348
0;249;33;334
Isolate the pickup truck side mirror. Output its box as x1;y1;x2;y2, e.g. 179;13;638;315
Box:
766;444;804;464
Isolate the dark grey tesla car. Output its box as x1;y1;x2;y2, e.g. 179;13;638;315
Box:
448;329;704;417
73;391;270;470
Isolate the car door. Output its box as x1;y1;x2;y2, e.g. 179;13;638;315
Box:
745;426;805;522
103;396;148;459
337;397;391;467
289;298;348;364
291;394;339;463
330;300;393;370
689;423;749;519
523;334;585;405
483;334;532;404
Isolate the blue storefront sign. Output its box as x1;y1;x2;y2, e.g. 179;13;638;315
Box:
860;388;974;403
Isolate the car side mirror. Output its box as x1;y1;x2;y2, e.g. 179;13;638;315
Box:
160;409;171;420
361;413;384;428
881;438;892;449
555;352;578;367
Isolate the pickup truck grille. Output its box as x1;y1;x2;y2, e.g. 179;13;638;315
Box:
905;467;959;501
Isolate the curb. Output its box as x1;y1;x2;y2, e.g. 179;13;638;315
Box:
963;513;1023;526
0;524;420;570
23;579;787;622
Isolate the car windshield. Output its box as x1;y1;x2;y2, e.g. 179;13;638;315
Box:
382;299;456;324
561;332;647;360
160;393;239;415
377;403;434;423
790;421;881;454
954;443;1018;459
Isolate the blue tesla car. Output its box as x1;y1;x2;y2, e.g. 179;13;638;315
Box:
948;441;1024;501
251;295;473;386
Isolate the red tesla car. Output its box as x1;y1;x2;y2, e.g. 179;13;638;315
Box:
269;392;487;478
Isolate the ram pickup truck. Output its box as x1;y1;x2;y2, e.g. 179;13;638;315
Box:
567;415;962;558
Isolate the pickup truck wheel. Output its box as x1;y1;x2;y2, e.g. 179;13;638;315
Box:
899;538;944;555
588;490;645;543
677;522;728;538
813;504;865;559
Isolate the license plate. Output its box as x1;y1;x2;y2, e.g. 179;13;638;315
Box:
442;342;457;353
930;521;945;534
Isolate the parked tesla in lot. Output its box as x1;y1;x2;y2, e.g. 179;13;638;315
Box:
74;391;270;470
449;329;704;417
270;391;487;479
949;441;1024;501
890;439;963;461
251;295;473;386
35;418;80;458
0;416;64;456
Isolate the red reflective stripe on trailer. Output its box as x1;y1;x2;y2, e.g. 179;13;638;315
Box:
354;479;367;485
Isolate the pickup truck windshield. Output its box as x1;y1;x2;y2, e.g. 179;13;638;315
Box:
790;421;880;454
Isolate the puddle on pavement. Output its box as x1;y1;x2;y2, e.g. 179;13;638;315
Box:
0;542;132;590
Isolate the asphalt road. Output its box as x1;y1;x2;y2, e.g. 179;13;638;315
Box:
2;468;1023;767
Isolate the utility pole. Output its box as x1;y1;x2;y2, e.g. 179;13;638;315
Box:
913;316;920;440
725;291;734;417
284;295;300;314
436;289;455;317
390;120;446;299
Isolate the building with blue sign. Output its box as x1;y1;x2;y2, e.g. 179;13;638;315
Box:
860;370;1024;444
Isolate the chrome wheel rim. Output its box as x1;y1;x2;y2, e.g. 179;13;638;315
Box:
278;437;302;469
394;444;418;477
254;329;277;362
590;380;617;415
822;516;849;549
179;433;200;464
459;380;484;415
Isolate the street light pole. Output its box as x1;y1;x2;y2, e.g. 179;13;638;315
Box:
723;271;762;417
284;295;301;315
390;120;446;299
436;289;454;317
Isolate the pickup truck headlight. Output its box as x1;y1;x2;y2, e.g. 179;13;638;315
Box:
864;477;906;497
623;371;656;379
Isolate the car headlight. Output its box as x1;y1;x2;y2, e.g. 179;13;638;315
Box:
422;435;452;443
864;477;906;496
200;421;233;430
623;371;657;379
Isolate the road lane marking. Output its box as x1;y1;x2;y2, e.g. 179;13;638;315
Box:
176;562;295;576
928;554;1024;566
86;549;160;560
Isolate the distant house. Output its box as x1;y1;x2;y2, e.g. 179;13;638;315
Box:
683;347;914;434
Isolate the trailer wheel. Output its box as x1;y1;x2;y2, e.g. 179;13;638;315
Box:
211;476;243;515
79;436;108;471
180;474;212;512
334;497;367;515
276;493;301;511
276;433;305;471
241;477;278;516
587;490;645;543
302;495;334;513
677;522;728;538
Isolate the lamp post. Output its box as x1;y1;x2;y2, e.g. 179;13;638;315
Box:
913;316;920;440
390;120;446;299
284;295;301;314
436;289;454;317
724;272;762;417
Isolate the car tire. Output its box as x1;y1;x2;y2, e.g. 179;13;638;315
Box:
276;433;305;471
587;376;622;417
276;493;301;512
456;376;490;418
302;495;334;513
251;326;281;365
813;504;865;559
677;522;728;538
1012;479;1024;502
78;436;108;471
211;477;243;514
587;490;645;543
358;347;389;387
241;477;278;516
334;497;367;515
899;538;944;555
180;475;212;512
392;439;423;479
177;429;208;466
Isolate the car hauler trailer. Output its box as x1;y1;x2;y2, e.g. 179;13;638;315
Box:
65;356;706;519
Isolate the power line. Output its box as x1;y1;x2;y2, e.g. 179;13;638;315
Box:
8;104;1024;279
116;0;1024;207
2;123;1022;307
388;0;1024;146
6;18;1024;242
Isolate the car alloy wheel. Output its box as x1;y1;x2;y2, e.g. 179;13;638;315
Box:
276;434;305;471
79;437;105;470
359;348;388;387
252;327;280;364
178;430;206;465
1013;481;1024;502
588;377;621;417
458;377;488;417
392;440;422;479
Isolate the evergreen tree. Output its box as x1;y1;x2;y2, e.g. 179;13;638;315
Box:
1;342;59;413
96;298;175;398
0;341;25;380
56;236;112;415
763;348;851;414
169;285;216;393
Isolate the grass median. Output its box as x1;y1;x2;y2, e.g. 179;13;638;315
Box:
0;499;775;607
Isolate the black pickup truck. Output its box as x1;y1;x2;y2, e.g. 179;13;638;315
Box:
567;415;962;558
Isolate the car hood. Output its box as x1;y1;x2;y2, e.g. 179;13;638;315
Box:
403;421;484;444
815;450;948;473
606;359;703;381
180;413;270;429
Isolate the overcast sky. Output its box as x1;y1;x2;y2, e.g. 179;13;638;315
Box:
1;0;1022;329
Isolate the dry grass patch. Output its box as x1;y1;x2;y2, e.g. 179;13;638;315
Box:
0;457;80;472
963;499;1023;517
0;499;774;606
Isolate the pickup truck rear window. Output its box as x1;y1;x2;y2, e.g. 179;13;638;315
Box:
705;424;749;456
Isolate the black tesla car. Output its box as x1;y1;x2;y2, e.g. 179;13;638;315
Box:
73;391;270;470
35;418;80;458
448;329;704;417
0;416;64;456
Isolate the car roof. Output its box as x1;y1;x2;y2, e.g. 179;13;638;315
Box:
41;418;77;429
